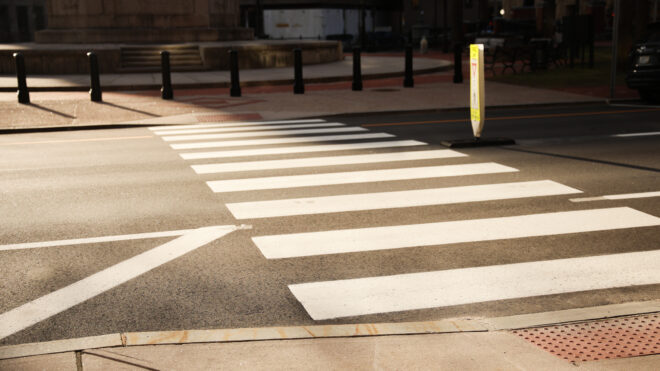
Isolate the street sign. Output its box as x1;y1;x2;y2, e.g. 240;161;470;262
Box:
470;44;485;138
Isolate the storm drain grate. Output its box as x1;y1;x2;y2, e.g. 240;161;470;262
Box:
512;314;660;362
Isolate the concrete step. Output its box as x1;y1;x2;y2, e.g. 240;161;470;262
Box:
120;45;203;71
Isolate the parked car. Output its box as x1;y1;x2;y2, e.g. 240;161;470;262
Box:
626;23;660;103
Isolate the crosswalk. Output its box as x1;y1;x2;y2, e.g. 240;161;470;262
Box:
150;118;660;321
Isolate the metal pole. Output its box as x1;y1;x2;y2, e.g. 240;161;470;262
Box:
87;51;102;102
453;43;463;83
443;0;449;53
609;0;621;99
404;44;414;87
13;52;30;104
161;51;173;100
229;50;241;97
293;48;304;94
352;47;363;91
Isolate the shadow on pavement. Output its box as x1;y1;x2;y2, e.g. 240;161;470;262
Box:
100;102;159;117
28;103;75;119
502;147;660;173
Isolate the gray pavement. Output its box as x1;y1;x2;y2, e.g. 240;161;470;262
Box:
1;104;659;369
0;55;658;369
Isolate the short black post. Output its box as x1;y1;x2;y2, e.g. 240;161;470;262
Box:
404;44;414;88
293;48;304;94
13;52;30;104
87;51;102;102
453;43;463;84
229;50;241;97
352;47;362;91
161;51;173;100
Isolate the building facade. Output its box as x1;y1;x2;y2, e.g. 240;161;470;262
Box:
33;0;252;43
0;0;46;42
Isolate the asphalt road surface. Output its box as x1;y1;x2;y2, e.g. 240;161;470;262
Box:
1;102;659;345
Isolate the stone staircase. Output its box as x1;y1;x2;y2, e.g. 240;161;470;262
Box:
120;45;204;71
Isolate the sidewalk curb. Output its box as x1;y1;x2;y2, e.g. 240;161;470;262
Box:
0;100;608;135
2;300;658;360
0;123;154;135
0;65;451;93
318;100;607;121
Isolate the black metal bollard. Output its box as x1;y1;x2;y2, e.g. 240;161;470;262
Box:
87;52;102;102
404;44;414;88
453;43;463;84
161;51;173;100
13;52;30;104
229;50;241;97
293;48;304;94
352;47;363;91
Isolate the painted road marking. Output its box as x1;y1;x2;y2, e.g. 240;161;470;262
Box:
289;249;660;320
612;131;660;138
149;119;326;131
208;163;517;193
0;225;237;340
0;229;198;252
180;140;427;160
153;122;345;136
253;207;660;259
162;127;368;142
570;191;660;203
228;180;581;219
191;149;466;174
171;133;395;150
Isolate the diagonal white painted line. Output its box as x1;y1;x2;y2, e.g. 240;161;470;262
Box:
227;180;581;219
0;225;237;340
570;191;660;202
180;140;427;160
612;131;660;138
191;149;466;174
208;163;517;193
289;249;660;320
171;133;395;150
162;126;367;142
148;119;326;131
153;122;345;136
253;207;660;259
0;229;194;252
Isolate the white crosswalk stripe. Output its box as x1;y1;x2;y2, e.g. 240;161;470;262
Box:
252;207;660;259
227;180;581;219
162;126;368;142
289;249;660;320
149;119;326;131
191;149;465;174
154;122;346;136
171;133;395;150
153;118;660;322
207;163;518;193
180;140;427;160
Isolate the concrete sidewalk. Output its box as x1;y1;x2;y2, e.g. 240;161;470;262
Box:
0;74;602;131
0;56;448;92
2;301;659;370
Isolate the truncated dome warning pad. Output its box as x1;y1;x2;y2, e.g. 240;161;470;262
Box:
512;314;660;362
